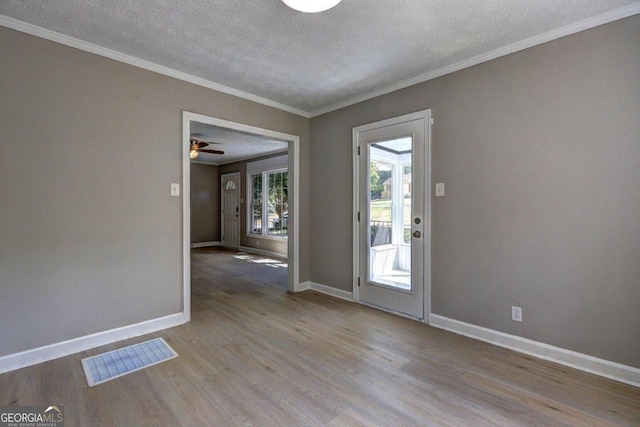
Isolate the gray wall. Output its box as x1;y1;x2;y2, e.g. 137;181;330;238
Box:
310;15;640;367
190;163;220;244
219;154;288;257
0;27;310;357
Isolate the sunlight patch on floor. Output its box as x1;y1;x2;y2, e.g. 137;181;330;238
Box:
232;253;287;268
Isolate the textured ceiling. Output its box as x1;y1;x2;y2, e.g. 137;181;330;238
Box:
1;1;638;115
190;122;288;166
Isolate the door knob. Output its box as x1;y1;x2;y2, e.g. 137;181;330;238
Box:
413;231;421;238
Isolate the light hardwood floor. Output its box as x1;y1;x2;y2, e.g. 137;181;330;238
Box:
1;247;639;426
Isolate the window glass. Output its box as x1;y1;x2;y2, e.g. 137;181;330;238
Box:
249;169;287;238
250;174;262;234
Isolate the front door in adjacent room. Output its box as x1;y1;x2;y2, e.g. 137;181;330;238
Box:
221;172;240;249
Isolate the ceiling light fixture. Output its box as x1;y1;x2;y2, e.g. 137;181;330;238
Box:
282;0;342;13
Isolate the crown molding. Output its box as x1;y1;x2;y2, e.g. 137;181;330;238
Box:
2;2;638;120
309;2;640;117
0;15;311;118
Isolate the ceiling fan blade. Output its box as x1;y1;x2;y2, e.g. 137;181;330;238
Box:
199;149;225;155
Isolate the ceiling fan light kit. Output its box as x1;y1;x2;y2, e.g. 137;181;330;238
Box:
281;0;342;13
189;138;225;159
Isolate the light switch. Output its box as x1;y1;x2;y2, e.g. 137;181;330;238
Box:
170;183;180;197
435;183;445;197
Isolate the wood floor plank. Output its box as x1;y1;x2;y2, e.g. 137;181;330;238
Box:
1;247;638;426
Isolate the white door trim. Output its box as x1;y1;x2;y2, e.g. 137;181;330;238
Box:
182;111;301;322
352;109;432;323
221;172;241;249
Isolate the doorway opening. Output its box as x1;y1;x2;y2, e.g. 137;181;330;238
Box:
182;112;301;321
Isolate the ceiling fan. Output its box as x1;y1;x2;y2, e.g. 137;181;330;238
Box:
189;138;224;159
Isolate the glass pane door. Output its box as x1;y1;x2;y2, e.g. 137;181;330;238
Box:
355;110;429;320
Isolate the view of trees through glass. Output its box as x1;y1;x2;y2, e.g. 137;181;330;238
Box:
370;161;412;245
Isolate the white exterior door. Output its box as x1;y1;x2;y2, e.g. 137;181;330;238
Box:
221;173;240;249
355;110;431;320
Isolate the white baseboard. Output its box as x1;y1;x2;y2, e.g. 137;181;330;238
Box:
0;312;187;374
295;281;312;292
190;241;221;248
429;314;640;388
305;281;354;302
238;245;286;260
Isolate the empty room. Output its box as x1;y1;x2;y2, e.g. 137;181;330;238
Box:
1;1;639;426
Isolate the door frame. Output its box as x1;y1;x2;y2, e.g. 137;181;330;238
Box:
352;109;432;322
220;172;241;249
182;111;301;322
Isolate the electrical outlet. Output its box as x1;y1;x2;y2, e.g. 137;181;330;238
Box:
512;306;522;322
